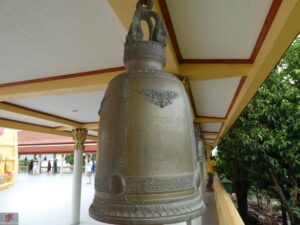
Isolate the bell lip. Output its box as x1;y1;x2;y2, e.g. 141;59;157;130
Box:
123;40;166;67
89;193;205;225
89;202;205;225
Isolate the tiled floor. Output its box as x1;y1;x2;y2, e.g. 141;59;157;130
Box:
0;174;218;225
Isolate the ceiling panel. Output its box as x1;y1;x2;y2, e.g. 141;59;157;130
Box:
190;77;241;118
88;130;98;136
0;0;126;85
201;123;222;132
9;91;105;123
166;0;272;59
0;111;61;127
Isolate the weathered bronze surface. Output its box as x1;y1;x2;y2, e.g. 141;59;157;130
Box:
195;124;206;196
89;1;205;224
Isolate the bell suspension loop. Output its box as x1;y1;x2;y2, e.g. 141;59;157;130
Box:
126;0;167;47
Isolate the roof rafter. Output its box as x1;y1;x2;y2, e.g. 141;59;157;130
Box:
0;63;252;102
201;132;218;136
0;118;97;141
179;64;251;81
0;68;123;102
0;102;81;128
194;117;225;123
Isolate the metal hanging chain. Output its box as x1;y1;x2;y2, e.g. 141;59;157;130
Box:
125;0;167;46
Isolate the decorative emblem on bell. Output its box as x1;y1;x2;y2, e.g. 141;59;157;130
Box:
89;0;205;224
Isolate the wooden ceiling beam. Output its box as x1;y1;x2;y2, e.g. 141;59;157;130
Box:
55;122;99;130
54;126;71;131
194;117;225;123
0;102;81;128
201;131;219;136
179;64;251;81
0;118;97;141
0;68;123;102
81;122;99;130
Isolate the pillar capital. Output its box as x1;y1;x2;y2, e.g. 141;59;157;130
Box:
72;128;88;151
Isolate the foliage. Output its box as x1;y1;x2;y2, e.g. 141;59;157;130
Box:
18;159;28;167
65;154;74;165
218;36;300;224
64;153;96;166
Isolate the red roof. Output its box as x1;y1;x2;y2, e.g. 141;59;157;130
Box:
18;130;73;145
18;131;97;154
18;144;96;154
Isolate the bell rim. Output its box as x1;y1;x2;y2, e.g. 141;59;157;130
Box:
89;194;205;225
89;202;205;225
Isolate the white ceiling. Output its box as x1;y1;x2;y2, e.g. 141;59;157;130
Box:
0;0;126;85
9;91;105;123
88;130;98;136
0;110;62;127
201;123;222;132
0;0;277;145
166;0;272;59
190;77;241;117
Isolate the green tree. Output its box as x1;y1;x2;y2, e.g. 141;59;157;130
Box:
218;36;300;224
65;153;74;165
64;153;96;166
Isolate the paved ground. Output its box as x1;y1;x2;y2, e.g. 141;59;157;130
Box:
202;191;219;225
0;174;218;225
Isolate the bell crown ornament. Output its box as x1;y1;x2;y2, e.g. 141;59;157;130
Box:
124;0;167;71
89;0;205;224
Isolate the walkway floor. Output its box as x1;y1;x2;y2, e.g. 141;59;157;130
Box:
0;174;218;225
201;191;219;225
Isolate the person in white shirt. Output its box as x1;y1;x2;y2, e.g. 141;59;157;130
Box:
86;159;93;184
32;158;39;175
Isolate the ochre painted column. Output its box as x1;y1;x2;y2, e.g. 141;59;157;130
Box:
71;128;87;225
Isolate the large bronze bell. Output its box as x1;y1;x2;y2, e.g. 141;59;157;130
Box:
89;0;205;224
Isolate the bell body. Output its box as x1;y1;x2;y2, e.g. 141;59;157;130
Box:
89;40;205;224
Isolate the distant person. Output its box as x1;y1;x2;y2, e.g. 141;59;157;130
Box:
32;158;39;175
53;159;58;174
206;156;216;191
86;159;93;184
47;160;51;174
91;160;96;173
28;160;33;174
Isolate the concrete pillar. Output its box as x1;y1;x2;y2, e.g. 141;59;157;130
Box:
199;161;206;196
71;128;87;225
60;154;64;175
85;153;89;173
